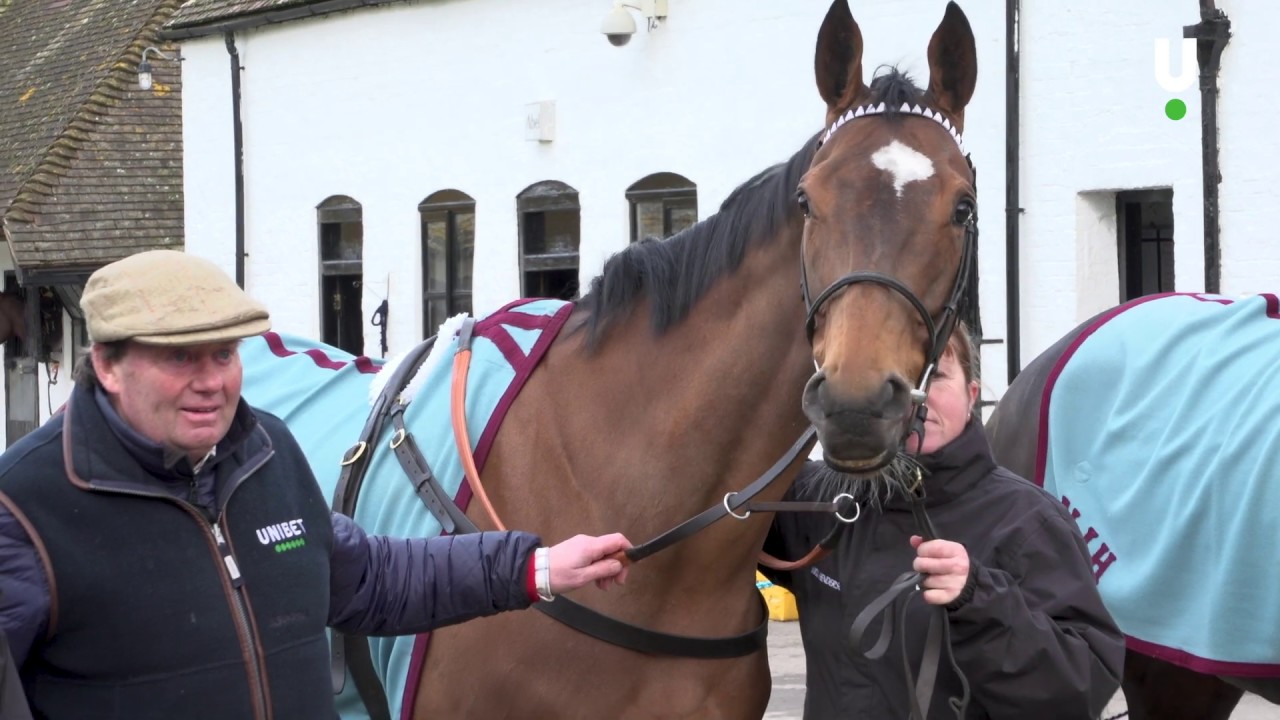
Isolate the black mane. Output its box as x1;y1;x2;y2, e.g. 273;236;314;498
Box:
574;135;818;347
863;65;927;116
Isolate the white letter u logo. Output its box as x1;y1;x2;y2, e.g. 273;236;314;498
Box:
1154;38;1197;93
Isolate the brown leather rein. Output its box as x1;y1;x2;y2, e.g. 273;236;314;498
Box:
449;317;859;572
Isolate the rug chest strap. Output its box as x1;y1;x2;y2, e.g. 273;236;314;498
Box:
327;336;437;720
388;411;474;535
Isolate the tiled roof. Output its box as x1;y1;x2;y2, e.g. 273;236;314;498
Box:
169;0;318;27
0;0;183;279
165;0;408;38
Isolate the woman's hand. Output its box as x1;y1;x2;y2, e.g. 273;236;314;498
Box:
547;533;633;593
910;535;970;606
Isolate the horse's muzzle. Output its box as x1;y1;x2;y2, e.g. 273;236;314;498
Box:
801;369;911;472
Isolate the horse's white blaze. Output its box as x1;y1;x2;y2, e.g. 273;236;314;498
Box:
871;139;934;197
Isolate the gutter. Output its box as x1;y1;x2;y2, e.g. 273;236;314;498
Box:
1004;0;1022;383
159;0;409;40
1184;2;1230;294
226;33;246;288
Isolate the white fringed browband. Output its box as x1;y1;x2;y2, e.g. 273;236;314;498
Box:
821;101;965;154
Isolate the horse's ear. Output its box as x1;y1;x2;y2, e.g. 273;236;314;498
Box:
925;1;978;131
814;0;867;127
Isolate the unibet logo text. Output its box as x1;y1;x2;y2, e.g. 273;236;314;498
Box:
1154;38;1196;120
256;518;308;553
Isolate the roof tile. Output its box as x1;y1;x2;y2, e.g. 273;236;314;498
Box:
0;0;185;274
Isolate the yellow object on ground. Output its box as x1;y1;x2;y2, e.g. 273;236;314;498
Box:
756;571;799;621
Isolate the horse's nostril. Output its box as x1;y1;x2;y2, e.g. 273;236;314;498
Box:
875;379;896;407
887;375;911;403
806;369;827;395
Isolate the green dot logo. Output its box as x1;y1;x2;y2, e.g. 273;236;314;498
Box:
1154;38;1195;121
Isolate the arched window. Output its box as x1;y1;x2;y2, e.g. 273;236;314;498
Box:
317;195;363;355
517;180;580;300
626;172;697;243
420;189;475;336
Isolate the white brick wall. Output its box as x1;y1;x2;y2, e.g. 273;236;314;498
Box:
178;0;1009;375
1015;0;1279;368
174;0;1278;409
12;1;1276;443
1216;0;1280;295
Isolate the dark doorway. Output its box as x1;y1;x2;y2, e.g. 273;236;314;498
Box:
4;277;37;445
321;274;363;356
1117;189;1175;302
318;195;364;355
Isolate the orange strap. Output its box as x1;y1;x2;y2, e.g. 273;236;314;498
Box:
757;547;831;572
450;346;506;531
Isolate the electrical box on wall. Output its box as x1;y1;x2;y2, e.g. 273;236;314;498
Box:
525;100;556;143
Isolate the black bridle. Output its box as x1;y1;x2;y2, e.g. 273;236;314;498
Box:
801;104;979;720
799;166;977;419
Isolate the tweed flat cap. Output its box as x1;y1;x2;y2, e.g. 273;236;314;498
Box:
81;250;271;346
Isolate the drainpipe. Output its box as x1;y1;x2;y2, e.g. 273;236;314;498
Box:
225;32;246;288
1184;3;1230;294
1004;0;1022;383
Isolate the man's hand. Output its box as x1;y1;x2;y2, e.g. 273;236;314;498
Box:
547;533;633;593
910;535;970;606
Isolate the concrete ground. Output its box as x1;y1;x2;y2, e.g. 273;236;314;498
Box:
764;619;1279;719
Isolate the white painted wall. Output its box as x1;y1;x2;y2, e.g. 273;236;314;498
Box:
1016;0;1280;365
178;0;1011;392
7;0;1277;448
1216;0;1280;295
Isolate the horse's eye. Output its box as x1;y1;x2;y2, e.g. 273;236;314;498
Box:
952;200;975;226
796;190;812;219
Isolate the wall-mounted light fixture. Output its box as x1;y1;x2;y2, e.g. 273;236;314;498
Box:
601;0;668;47
137;46;177;90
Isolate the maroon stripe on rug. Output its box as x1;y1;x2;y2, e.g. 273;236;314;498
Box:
1188;293;1234;306
480;308;565;332
261;332;382;374
1127;635;1280;678
473;302;574;472
1034;293;1177;487
480;325;527;366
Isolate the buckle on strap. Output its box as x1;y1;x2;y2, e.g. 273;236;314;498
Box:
833;493;860;523
339;441;367;467
724;491;751;520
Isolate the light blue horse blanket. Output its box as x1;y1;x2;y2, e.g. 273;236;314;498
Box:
239;298;575;719
1038;292;1280;677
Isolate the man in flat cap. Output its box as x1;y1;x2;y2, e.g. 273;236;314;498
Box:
0;250;631;719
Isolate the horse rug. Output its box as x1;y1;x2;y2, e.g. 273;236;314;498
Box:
1037;292;1280;677
239;298;575;719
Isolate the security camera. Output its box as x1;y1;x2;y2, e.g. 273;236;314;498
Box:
601;4;637;47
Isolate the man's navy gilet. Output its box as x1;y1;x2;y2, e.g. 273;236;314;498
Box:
0;393;336;720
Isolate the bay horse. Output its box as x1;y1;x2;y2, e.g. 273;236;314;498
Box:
0;292;26;346
986;292;1280;720
241;1;979;717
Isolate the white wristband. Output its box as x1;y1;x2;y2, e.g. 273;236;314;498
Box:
534;547;555;602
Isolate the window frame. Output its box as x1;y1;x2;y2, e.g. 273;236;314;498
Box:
517;181;581;299
419;190;476;336
626;172;698;243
